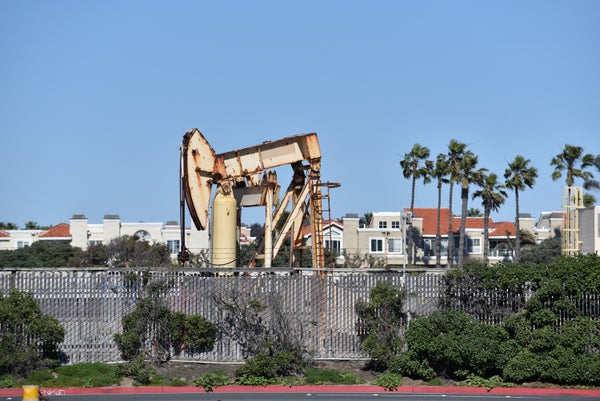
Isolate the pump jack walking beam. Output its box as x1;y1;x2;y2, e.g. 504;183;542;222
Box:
181;128;327;268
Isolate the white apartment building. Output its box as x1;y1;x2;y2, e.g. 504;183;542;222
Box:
0;214;209;259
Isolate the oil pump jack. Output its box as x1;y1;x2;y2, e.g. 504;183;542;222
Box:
178;128;338;269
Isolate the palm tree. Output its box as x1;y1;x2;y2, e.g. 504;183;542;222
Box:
456;150;486;268
424;153;450;268
467;208;482;217
400;143;430;265
551;144;597;209
551;144;595;187
504;155;538;264
473;173;507;264
446;139;467;267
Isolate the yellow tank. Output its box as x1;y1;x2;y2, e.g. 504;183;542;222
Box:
211;188;238;268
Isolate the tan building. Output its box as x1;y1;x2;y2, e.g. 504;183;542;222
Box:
532;211;565;243
341;209;519;267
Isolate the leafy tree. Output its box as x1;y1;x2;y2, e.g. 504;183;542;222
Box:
0;291;65;376
400;143;430;265
504;155;538;263
362;212;373;227
115;273;216;367
0;241;77;268
104;236;171;267
446;139;467;268
583;192;596;207
473;173;507;264
520;237;561;264
23;221;50;230
424;154;450;268
456;150;486;268
249;223;264;245
0;222;18;230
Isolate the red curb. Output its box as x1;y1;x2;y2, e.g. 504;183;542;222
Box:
2;385;600;397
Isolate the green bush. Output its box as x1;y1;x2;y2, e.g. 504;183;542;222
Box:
172;312;217;351
235;347;308;380
194;370;231;392
46;363;122;387
388;354;434;381
404;308;513;379
303;367;362;385
0;374;16;388
373;372;403;391
0;291;65;376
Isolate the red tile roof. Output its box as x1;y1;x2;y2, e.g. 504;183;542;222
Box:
410;208;516;237
39;223;71;239
0;231;8;238
489;221;517;237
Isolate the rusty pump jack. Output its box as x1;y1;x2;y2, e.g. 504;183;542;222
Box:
179;128;334;269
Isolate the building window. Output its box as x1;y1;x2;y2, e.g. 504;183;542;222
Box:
325;239;341;253
89;240;103;246
16;240;31;249
379;221;387;229
134;230;151;241
423;238;448;256
370;238;384;253
467;237;482;254
391;221;400;229
167;240;180;254
387;238;403;254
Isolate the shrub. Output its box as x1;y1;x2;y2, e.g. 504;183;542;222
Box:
214;287;311;380
303;367;362;385
388;354;434;381
194;370;230;392
404;308;513;379
355;281;407;371
0;291;65;376
373;372;403;391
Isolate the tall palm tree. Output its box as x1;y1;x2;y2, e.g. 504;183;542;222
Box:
504;155;538;264
457;150;486;268
551;144;597;209
446;140;467;267
472;172;507;265
551;144;595;187
400;143;430;265
424;153;450;268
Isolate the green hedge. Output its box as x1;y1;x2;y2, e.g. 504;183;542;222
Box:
381;254;600;386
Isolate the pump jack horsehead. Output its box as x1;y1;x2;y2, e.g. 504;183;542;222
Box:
179;128;338;270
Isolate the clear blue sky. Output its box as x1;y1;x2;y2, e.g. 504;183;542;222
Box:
1;0;599;228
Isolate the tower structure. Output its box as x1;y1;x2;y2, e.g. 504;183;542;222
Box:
562;186;583;256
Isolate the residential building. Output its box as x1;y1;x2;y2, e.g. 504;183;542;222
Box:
580;206;600;255
0;214;209;260
341;209;520;267
301;219;344;265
